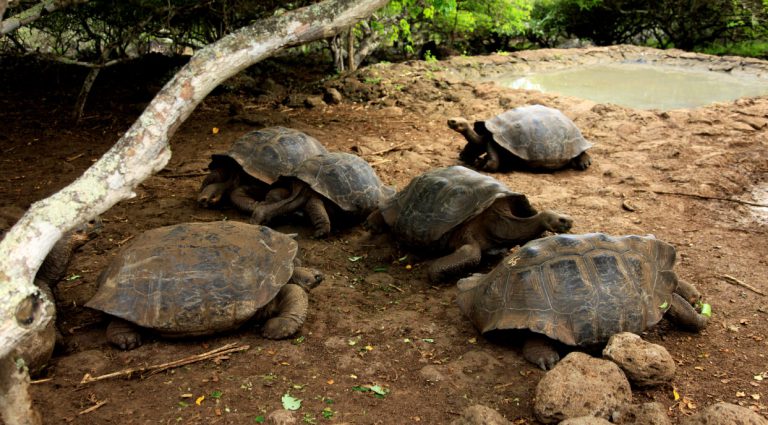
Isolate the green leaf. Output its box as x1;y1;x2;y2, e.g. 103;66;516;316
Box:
282;394;302;411
65;274;81;281
348;256;363;262
178;401;189;408
421;338;435;343
659;301;669;310
321;407;334;419
351;386;370;392
293;335;306;345
373;266;388;272
700;303;712;317
397;255;408;263
254;416;265;423
369;385;389;396
210;390;223;399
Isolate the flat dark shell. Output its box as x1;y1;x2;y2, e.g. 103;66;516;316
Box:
86;221;297;336
456;233;678;346
485;105;592;169
210;126;327;184
379;166;533;247
291;152;392;214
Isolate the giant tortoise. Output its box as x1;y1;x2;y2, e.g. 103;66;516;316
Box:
448;105;593;171
85;221;323;350
198;126;327;210
456;233;710;370
365;166;573;282
249;152;394;238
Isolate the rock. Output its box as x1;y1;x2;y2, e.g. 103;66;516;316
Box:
450;405;510;425
559;417;613;425
419;365;445;382
612;402;671;425
602;332;676;387
304;96;325;108
323;87;343;104
267;409;297;425
679;402;768;425
534;352;632;423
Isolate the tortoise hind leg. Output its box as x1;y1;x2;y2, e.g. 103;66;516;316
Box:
261;284;309;339
522;334;560;370
106;318;142;350
428;243;482;283
570;151;592;170
666;292;708;332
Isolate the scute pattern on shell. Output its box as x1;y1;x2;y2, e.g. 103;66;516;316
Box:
291;152;392;214
380;166;533;247
457;233;678;346
86;221;297;336
485;105;592;168
211;126;327;185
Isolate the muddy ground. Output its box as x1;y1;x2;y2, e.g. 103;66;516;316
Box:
1;46;767;424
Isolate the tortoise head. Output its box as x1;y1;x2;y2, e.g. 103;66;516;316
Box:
70;217;103;248
291;266;324;291
197;181;230;207
539;210;573;233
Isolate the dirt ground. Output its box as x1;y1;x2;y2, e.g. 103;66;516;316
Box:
1;46;767;424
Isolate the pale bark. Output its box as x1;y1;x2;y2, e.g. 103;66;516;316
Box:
0;0;90;35
0;0;388;422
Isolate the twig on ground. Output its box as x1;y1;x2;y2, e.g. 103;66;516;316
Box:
116;234;134;246
80;343;249;384
635;189;768;208
388;283;404;293
78;400;107;415
366;141;409;156
29;378;52;385
65;153;84;162
722;274;765;296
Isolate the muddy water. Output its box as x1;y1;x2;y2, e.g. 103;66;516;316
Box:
497;63;768;110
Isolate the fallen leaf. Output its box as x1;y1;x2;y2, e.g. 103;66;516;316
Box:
195;395;205;406
673;388;680;401
212;127;219;134
751;394;761;400
281;394;301;411
737;391;746;397
326;379;334;385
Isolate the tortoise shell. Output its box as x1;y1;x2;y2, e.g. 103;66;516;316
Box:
86;221;297;336
210;126;327;185
379;166;536;248
484;105;592;169
291;152;393;214
456;233;678;346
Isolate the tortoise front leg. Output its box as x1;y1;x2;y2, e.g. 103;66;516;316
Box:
570;151;592;170
106;318;142;350
482;142;502;172
666;292;708;332
522;334;560;370
230;185;258;214
428;242;482;282
363;209;387;233
304;194;332;238
261;284;309;339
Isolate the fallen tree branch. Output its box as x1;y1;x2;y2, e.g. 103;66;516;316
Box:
80;343;249;384
0;0;90;35
722;274;765;296
77;400;107;415
635;189;768;208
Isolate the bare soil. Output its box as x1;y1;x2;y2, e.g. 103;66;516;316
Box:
1;46;767;424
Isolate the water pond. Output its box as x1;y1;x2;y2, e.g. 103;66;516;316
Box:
497;62;768;110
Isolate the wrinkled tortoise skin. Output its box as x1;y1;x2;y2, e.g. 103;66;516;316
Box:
457;233;679;346
486;105;592;169
86;221;297;337
379;165;536;248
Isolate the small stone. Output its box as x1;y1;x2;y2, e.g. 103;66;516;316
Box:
679;402;768;425
323;87;343;104
267;409;297;425
534;352;632;423
612;402;671;425
450;405;511;425
603;332;676;387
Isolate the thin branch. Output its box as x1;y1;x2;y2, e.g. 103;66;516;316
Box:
0;0;89;35
635;189;768;208
80;343;249;384
722;274;766;296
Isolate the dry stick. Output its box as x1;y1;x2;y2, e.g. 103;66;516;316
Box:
636;189;768;208
80;343;249;384
722;274;766;296
78;400;107;415
366;141;410;156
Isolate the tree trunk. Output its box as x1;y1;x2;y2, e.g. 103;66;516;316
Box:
0;0;89;35
0;0;388;422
